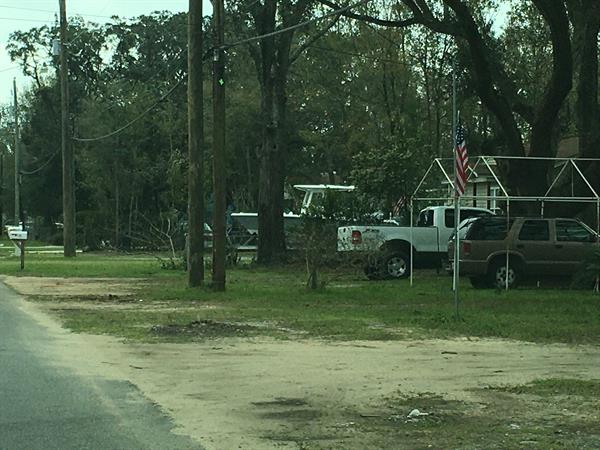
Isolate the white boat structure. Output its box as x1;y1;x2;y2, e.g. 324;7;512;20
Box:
230;184;355;247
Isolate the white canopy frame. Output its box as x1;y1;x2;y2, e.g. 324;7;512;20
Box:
408;155;600;290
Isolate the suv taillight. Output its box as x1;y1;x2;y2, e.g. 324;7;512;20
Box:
351;230;362;245
462;241;471;256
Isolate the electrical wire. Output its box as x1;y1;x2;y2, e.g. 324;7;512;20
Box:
72;77;185;142
20;149;60;175
0;65;19;73
223;0;371;50
0;16;53;23
0;4;114;19
71;0;370;143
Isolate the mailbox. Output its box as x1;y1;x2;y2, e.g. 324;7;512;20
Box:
8;230;28;240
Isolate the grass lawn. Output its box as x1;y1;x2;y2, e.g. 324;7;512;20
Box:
3;253;600;448
1;252;599;344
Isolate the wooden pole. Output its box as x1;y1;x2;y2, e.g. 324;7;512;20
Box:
19;241;25;270
59;0;76;257
187;0;205;286
212;0;226;291
0;144;4;229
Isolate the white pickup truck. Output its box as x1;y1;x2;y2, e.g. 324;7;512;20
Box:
337;206;493;279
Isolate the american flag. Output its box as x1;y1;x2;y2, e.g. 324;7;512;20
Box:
392;195;406;216
454;121;468;196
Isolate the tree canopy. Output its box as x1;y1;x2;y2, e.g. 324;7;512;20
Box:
1;0;599;248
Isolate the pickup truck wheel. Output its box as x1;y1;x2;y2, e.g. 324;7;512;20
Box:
489;260;519;289
383;252;410;279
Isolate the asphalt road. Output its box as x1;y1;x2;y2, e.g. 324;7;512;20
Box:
0;282;203;450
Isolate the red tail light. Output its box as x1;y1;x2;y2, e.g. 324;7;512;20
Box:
462;241;471;256
351;230;362;245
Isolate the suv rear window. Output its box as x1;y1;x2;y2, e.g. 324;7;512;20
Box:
556;220;592;242
466;217;514;241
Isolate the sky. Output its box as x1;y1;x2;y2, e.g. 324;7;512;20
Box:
0;1;210;105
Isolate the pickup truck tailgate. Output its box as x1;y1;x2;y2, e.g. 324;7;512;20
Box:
337;226;384;251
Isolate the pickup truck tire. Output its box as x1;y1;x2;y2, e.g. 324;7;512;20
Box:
488;259;519;289
364;251;411;280
382;251;410;279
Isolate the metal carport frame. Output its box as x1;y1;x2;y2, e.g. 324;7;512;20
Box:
408;156;600;290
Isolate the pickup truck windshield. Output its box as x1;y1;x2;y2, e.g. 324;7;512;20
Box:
444;209;492;228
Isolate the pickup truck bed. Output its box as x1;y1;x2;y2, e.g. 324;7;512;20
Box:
338;206;492;279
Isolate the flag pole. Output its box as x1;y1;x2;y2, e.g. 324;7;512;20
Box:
452;66;461;320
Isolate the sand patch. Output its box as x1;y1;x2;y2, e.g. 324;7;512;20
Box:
1;275;144;298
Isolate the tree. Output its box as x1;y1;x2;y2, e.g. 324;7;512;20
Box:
231;0;340;263
323;0;573;203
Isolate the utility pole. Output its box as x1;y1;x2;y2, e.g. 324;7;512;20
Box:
0;132;4;229
0;146;4;229
59;0;76;257
187;0;204;287
13;79;20;226
212;0;226;291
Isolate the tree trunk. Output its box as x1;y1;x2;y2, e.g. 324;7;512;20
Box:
569;1;600;159
114;171;120;248
128;193;134;250
256;76;287;263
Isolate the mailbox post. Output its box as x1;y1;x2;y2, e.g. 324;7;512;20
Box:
7;227;28;270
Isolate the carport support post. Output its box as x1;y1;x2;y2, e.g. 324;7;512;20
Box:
594;200;600;292
453;195;460;318
409;198;414;287
452;68;460;319
505;199;510;291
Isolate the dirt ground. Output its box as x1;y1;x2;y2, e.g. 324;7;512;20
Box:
4;276;600;449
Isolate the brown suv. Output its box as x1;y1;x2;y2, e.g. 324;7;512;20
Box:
449;217;599;288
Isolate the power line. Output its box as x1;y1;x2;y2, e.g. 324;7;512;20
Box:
224;0;370;49
0;16;53;23
20;150;60;175
0;4;114;19
72;0;371;143
0;66;19;73
72;78;185;142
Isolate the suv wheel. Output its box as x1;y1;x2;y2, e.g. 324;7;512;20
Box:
489;259;519;289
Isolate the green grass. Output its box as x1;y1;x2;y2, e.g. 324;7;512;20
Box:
2;252;600;343
0;252;173;278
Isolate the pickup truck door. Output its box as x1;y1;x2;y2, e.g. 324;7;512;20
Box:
411;227;441;253
552;220;597;276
